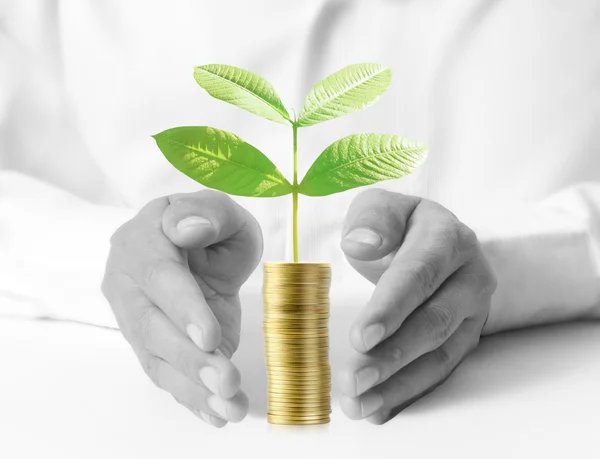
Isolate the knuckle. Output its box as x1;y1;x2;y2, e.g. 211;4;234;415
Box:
142;260;168;288
358;187;389;202
133;307;157;347
421;303;455;346
100;274;112;300
406;256;442;297
430;345;455;376
457;223;479;258
174;348;195;377
109;218;137;250
142;357;161;388
199;188;232;206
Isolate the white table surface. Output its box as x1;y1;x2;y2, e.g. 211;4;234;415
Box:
2;292;599;459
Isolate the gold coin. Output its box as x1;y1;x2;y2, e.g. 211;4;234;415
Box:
264;270;331;277
267;412;331;418
264;314;329;319
264;342;329;348
266;368;330;375
268;399;330;406
268;414;331;420
266;365;330;371
264;328;328;334
268;392;331;399
267;413;329;424
266;370;330;377
264;288;330;294
268;402;331;409
267;417;330;426
266;354;329;364
265;351;329;356
263;291;330;298
264;344;329;350
267;381;331;387
265;303;328;310
267;379;330;385
264;303;330;309
263;279;330;285
263;289;329;295
266;363;329;367
267;386;330;392
264;324;329;330
264;315;329;321
263;272;330;279
267;380;331;388
265;345;329;351
268;409;331;416
267;376;331;384
267;373;330;379
265;353;329;360
267;378;331;386
264;313;329;318
264;263;330;269
263;285;330;291
266;368;330;373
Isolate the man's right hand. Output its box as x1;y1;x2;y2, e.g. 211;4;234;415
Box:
101;190;263;427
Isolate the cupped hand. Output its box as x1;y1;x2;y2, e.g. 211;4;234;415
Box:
338;189;497;424
102;190;262;427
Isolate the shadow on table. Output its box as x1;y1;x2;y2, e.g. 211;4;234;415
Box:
234;292;600;418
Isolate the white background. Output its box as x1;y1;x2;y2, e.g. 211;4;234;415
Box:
2;292;599;459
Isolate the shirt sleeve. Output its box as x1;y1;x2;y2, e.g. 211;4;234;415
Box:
0;171;133;328
468;183;600;335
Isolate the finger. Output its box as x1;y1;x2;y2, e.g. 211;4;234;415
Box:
110;279;241;399
139;305;241;399
162;190;247;250
175;398;228;428
163;190;263;288
141;354;248;423
341;189;420;262
139;259;222;352
340;318;480;421
349;199;478;352
339;266;481;397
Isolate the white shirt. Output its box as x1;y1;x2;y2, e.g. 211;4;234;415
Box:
0;0;599;332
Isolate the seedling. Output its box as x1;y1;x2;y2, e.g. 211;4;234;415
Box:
153;63;427;261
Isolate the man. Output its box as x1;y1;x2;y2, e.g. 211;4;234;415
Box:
0;0;598;427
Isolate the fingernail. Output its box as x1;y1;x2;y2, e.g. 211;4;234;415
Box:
360;392;384;418
207;395;228;419
187;324;204;349
199;410;225;427
177;216;212;231
362;323;386;351
355;367;380;395
345;228;382;248
199;366;221;396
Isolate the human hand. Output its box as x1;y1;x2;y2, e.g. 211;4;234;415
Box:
338;189;497;424
102;190;262;427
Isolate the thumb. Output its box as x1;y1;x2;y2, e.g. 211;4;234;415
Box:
341;189;421;262
162;190;247;250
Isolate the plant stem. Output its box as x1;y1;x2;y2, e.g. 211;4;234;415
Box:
292;123;299;263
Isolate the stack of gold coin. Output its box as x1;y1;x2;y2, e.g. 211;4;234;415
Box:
263;262;331;425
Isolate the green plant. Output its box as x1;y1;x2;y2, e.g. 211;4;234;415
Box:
153;63;427;262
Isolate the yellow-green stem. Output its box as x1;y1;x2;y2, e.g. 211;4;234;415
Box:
292;124;299;263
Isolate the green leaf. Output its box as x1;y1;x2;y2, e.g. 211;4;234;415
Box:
153;126;292;197
299;133;427;196
296;63;392;127
193;64;291;125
